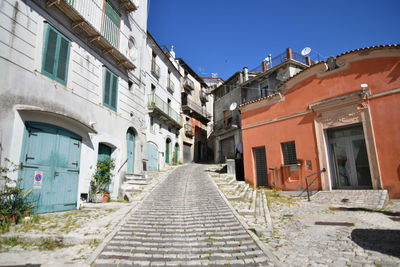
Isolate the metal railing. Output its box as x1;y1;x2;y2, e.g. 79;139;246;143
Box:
147;94;181;125
200;90;208;102
167;78;174;93
182;98;211;120
183;77;195;91
67;0;121;48
184;123;193;135
292;51;307;65
151;63;160;79
304;168;326;201
214;115;240;131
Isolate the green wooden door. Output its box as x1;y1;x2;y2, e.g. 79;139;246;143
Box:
165;140;170;164
98;144;112;162
19;122;81;213
174;144;178;164
126;129;135;173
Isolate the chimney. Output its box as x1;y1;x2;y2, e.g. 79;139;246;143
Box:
286;48;292;60
306;56;311;66
262;61;267;72
170;45;175;59
243;67;249;82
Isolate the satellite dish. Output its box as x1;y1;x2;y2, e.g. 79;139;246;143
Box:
229;102;238;111
301;47;311;56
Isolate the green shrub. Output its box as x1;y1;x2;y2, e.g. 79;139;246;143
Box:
90;158;115;194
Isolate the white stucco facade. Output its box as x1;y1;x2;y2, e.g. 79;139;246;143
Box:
0;0;148;209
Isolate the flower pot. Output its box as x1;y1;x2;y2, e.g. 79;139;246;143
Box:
102;192;110;203
91;193;103;203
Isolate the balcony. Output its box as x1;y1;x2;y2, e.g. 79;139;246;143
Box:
151;63;160;79
214;115;240;132
167;78;175;93
47;0;135;70
148;94;182;128
116;0;139;13
184;123;194;137
183;77;195;91
200;90;208;103
182;98;211;124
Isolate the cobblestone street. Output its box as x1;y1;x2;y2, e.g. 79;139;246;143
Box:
93;164;272;266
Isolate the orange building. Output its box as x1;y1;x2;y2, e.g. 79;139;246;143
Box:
240;45;400;198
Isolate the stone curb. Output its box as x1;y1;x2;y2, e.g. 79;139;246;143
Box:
84;166;177;266
206;168;282;267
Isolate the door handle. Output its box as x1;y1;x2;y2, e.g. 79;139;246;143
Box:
54;171;59;178
72;161;78;167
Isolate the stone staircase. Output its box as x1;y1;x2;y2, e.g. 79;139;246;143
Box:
120;173;148;201
210;170;273;237
311;189;388;209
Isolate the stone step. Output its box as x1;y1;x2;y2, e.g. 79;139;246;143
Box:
311;190;388;209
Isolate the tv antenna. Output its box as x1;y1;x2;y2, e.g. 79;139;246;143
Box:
229;102;238;111
301;47;311;56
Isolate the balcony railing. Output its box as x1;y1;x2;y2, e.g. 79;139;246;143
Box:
214;115;241;131
249;49;307;72
182;98;211;123
200;90;208;102
148;93;182;127
183;77;195;91
167;78;174;93
48;0;135;70
184;123;194;136
151;63;160;79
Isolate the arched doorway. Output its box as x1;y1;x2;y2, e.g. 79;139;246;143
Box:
165;138;171;164
126;128;135;173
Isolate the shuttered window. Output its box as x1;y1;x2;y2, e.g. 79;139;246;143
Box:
102;0;121;48
281;141;297;165
42;24;71;85
103;68;118;111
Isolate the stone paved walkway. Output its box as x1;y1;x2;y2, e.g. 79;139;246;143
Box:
93;164;271;266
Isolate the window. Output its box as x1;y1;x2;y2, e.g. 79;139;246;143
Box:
42;23;71;85
150;116;154;132
103;67;118;111
260;80;269;98
102;0;121;48
281;141;297;165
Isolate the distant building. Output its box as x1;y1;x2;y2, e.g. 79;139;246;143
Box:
0;0;147;212
212;48;310;163
240;45;400;199
144;33;182;171
177;58;211;163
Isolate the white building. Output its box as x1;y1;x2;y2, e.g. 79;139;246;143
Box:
144;33;182;170
0;0;148;213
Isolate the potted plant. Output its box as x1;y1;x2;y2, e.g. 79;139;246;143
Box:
90;158;115;203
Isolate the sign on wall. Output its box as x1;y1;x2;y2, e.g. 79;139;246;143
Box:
33;171;43;189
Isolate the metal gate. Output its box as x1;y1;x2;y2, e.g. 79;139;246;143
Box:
183;143;191;163
19;122;81;213
253;147;268;187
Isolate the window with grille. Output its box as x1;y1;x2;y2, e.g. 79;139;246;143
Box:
103;67;118;111
42;23;71;85
281;141;297;165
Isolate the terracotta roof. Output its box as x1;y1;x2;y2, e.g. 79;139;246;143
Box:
239;92;281;107
337;44;400;56
240;44;400;108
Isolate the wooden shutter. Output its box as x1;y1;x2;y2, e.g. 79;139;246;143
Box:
43;27;58;75
56;36;70;81
111;75;118;108
103;70;111;106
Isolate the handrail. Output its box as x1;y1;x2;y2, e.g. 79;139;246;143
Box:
304;168;326;201
117;158;128;173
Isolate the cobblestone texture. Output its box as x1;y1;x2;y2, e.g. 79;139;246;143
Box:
93;164;270;266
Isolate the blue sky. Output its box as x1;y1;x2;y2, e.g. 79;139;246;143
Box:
148;0;400;80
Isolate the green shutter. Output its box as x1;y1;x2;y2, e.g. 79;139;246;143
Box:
105;0;121;27
43;27;58;75
111;75;118;108
103;70;111;106
42;24;70;85
56;37;70;81
103;68;118;111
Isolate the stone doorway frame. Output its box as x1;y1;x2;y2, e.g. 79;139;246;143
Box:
310;90;382;191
